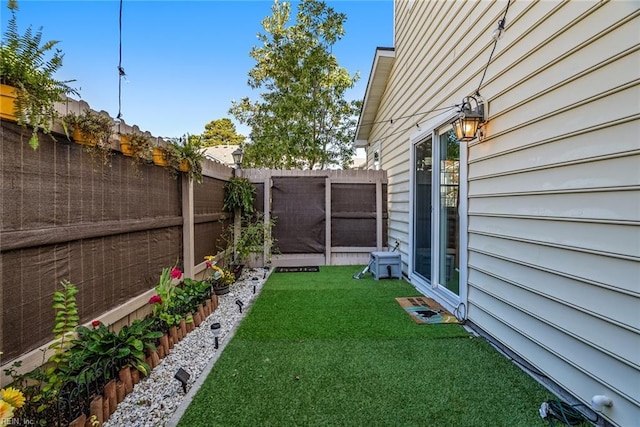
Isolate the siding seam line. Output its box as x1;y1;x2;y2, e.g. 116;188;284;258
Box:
469;230;640;262
481;79;640;142
469;149;640;180
471;114;639;161
487;14;640;121
468;185;640;197
469;294;640;406
470;265;640;334
468;246;639;297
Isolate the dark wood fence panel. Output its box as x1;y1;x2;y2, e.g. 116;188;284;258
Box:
193;176;228;263
1;122;183;360
271;176;326;254
331;183;387;247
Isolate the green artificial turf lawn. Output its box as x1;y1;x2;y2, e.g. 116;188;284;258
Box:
178;266;555;427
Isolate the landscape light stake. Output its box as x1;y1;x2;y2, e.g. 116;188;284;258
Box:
252;276;259;294
174;368;190;394
235;299;244;313
211;322;221;349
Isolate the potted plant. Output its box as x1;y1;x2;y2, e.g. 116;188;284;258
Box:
168;135;206;184
223;176;256;214
0;0;78;149
203;255;235;295
151;142;174;167
120;131;152;173
62;109;115;167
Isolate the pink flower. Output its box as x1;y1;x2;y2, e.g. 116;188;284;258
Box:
91;320;100;327
149;295;162;305
170;268;182;280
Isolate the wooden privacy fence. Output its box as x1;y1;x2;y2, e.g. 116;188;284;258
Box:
0;113;387;379
241;169;388;267
0;118;231;378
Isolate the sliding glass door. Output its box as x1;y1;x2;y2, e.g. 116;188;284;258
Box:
412;127;462;299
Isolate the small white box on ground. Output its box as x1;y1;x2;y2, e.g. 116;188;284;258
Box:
369;251;402;280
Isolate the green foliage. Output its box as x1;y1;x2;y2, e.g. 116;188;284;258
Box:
172;278;213;313
44;279;79;392
152;265;179;319
223;176;256;214
68;318;162;377
229;0;360;169
3;360;58;426
0;0;78;149
125;131;153;168
169;134;206;184
236;213;277;264
63;109;115;167
217;213;277;266
201;118;245;147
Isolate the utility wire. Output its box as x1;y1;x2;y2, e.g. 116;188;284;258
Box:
476;0;511;95
359;104;461;129
117;0;126;120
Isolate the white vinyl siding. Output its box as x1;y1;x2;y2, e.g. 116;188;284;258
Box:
361;1;640;425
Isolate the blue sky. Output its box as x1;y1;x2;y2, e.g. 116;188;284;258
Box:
1;0;394;139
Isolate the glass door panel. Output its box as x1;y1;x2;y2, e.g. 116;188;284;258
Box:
438;129;460;295
413;137;432;281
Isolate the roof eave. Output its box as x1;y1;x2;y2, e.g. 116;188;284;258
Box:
354;47;395;144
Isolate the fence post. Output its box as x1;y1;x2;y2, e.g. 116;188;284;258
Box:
325;176;332;265
376;176;383;251
264;172;272;265
182;176;195;278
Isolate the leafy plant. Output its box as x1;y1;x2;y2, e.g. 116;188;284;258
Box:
62;109;115;167
3;360;57;426
44;280;79;392
124;131;153;167
223;176;256;214
169;135;206;184
68;318;162;377
0;0;78;149
148;264;187;330
217;213;277;267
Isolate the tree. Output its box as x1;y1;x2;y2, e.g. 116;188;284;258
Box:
229;0;361;170
201;118;245;147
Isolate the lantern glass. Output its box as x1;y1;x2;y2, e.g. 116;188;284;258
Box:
453;113;482;142
232;148;244;167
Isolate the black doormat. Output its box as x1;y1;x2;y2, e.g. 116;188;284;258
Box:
275;266;320;273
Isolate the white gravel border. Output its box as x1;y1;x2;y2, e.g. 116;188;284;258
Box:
103;268;270;427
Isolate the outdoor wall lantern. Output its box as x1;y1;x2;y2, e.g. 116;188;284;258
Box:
174;368;190;394
232;148;244;168
211;322;221;349
452;95;485;142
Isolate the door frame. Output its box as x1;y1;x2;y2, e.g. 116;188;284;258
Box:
408;109;468;317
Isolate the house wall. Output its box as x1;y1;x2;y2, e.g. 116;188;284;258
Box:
365;1;640;425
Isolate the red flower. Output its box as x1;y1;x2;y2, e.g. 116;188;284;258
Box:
205;261;212;269
170;268;183;280
149;295;162;305
91;320;100;327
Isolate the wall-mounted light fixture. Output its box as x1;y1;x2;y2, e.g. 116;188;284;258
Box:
452;95;485;142
232;148;244;169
